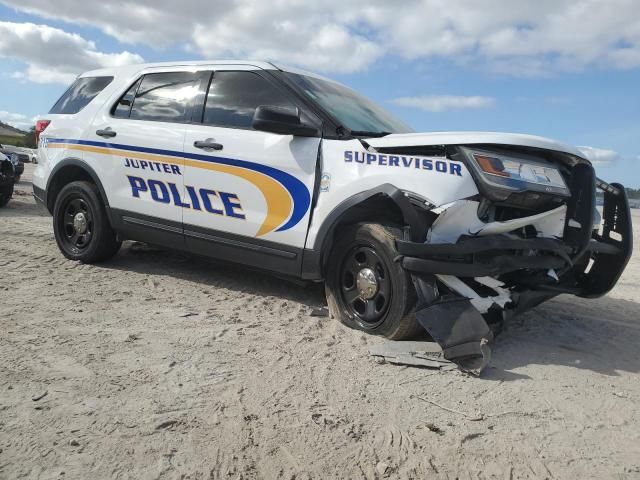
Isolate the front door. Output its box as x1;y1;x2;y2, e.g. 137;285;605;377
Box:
182;67;321;274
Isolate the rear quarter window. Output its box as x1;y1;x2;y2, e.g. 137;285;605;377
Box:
49;76;114;115
128;72;200;123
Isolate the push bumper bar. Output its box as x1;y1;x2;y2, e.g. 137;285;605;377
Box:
397;179;631;298
394;173;632;375
397;235;573;278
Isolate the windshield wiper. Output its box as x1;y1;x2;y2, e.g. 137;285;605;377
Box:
349;130;392;138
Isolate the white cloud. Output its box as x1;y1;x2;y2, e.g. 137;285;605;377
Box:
577;146;621;166
0;22;144;84
0;111;36;130
2;0;640;75
392;95;496;112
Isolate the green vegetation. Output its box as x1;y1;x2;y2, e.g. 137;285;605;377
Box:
23;127;36;149
596;188;640;199
626;188;640;200
0;135;25;147
0;127;36;149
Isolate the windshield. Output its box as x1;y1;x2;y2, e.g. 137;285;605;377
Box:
284;72;413;135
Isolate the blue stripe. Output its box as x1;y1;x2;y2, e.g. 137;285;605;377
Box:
49;138;310;232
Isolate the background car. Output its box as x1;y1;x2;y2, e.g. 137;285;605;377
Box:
0;144;26;181
0;152;15;207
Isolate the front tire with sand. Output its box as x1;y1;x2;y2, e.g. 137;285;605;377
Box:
325;223;421;340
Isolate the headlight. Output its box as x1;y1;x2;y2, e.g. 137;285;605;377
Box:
472;153;567;189
458;147;570;200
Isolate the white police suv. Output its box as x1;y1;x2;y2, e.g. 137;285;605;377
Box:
33;61;632;368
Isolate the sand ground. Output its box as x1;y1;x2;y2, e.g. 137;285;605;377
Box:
1;164;639;479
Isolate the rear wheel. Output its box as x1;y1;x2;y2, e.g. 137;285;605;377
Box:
53;181;121;263
325;223;421;340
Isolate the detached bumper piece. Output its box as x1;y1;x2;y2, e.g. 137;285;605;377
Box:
415;294;492;375
395;236;575;375
409;272;493;375
368;340;458;371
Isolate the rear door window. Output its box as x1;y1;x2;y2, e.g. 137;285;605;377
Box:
49;76;114;114
203;71;294;129
129;72;200;123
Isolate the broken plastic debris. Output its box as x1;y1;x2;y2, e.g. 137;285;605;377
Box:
368;341;457;371
310;306;329;317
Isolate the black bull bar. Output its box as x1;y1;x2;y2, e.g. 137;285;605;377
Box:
392;180;632;374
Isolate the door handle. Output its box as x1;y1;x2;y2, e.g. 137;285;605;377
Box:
194;140;223;150
96;128;116;138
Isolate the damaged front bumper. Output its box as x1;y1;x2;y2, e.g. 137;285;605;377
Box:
395;170;633;374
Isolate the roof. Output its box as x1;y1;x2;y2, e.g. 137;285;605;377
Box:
80;60;335;82
81;60;280;78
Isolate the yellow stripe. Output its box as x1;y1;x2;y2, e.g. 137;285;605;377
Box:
182;159;291;237
51;144;181;168
50;143;292;236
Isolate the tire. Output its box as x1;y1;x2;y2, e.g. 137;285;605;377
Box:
325;223;421;340
0;183;12;208
0;164;13;207
53;180;121;263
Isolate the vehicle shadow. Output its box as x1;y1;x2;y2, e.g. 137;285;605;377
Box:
0;195;49;218
1;173;49;218
102;241;327;309
485;294;640;380
100;243;640;379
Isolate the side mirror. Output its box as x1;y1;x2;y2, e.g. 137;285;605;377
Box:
252;105;319;137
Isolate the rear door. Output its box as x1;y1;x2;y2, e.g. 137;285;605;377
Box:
182;67;321;274
89;69;207;245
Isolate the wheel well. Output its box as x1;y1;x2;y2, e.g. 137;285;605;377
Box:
46;164;98;213
319;195;405;273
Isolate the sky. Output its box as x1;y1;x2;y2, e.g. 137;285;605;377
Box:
0;0;639;186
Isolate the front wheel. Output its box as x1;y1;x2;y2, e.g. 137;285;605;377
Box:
53;181;121;263
325;223;421;340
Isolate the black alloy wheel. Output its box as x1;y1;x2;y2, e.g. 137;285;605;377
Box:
339;245;391;329
60;196;94;253
325;223;421;340
53;181;121;263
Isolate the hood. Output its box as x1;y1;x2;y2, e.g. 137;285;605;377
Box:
365;131;587;160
